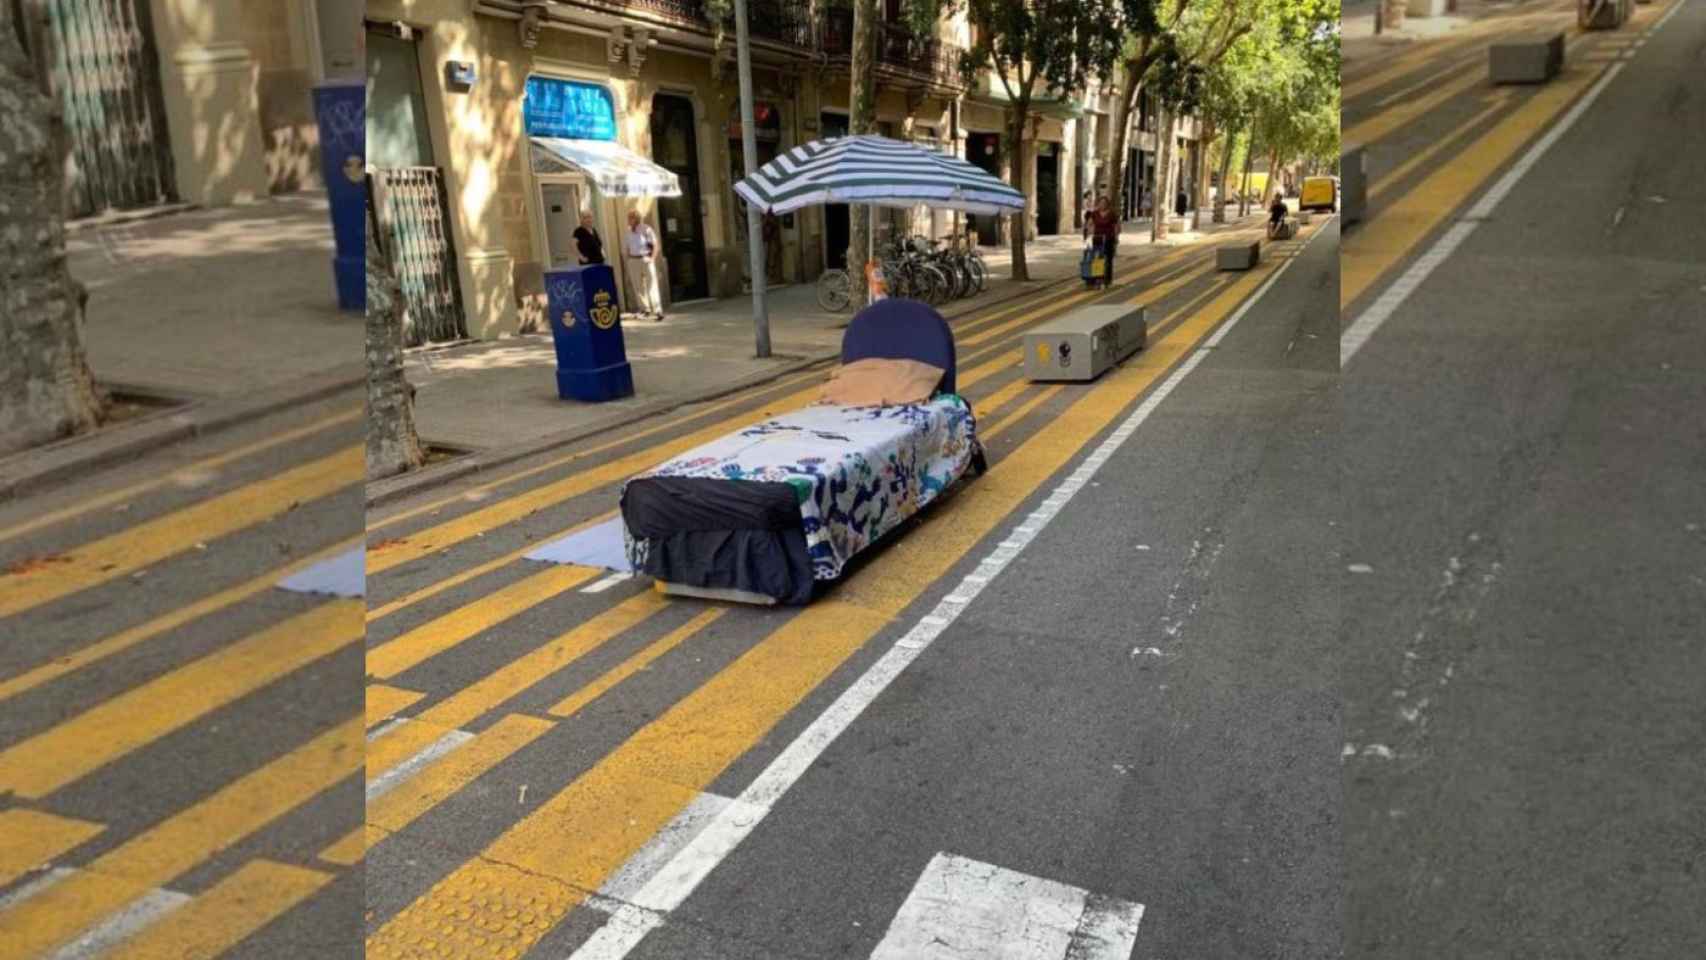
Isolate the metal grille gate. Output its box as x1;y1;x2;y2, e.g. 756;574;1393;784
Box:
20;0;177;218
368;167;467;345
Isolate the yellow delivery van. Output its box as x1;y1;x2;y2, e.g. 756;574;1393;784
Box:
1300;176;1338;212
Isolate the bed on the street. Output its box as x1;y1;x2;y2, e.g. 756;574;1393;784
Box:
620;299;986;605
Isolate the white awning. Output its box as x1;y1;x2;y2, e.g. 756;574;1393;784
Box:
529;137;682;198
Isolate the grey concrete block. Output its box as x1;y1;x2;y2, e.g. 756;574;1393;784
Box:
1490;33;1565;84
1299;211;1313;225
1580;0;1630;27
1341;143;1368;226
1217;241;1260;271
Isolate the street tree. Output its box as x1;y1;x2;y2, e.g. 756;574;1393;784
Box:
366;225;424;480
846;0;879;310
1;6;104;456
958;0;1124;280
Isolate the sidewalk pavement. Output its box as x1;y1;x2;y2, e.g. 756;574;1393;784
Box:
69;191;360;399
404;210;1265;457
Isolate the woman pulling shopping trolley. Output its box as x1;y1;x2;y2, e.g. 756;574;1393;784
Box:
1082;195;1119;289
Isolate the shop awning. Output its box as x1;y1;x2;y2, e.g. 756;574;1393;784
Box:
529;137;682;198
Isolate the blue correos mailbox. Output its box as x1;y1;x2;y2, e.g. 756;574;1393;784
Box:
312;81;366;312
545;264;634;402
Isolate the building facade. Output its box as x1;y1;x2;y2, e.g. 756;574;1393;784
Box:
363;0;1199;341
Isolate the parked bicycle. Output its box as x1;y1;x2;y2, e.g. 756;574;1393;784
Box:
814;231;990;313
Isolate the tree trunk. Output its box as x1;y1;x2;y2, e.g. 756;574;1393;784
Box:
846;0;878;310
1151;103;1173;241
1106;68;1140;222
0;5;104;456
1191;125;1210;232
1214;124;1237;224
366;225;424;480
1007;106;1029;281
1239;133;1257;217
1267;145;1282;202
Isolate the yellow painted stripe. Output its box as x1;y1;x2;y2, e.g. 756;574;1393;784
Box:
0;809;104;888
549;609;725;718
366;685;424;729
367;713;555;840
366;592;668;784
1341;0;1568;99
104;859;332;960
366;514;616;623
0;716;362;957
0;446;362;619
366;244;1289;958
0;409;361;545
981;385;1065;441
968;377;1034;425
318;827;366;867
1342;57;1608;311
1370;94;1514;202
1344;68;1490;149
366;565;600;679
0;538;362;706
0;600;361;799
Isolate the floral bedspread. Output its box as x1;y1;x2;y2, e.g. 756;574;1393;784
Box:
625;395;978;581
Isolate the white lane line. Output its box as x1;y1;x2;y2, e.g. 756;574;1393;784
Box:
365;721;475;802
565;221;1331;960
2;868;194;960
868;853;1144;960
583;572;635;594
1341;63;1627;366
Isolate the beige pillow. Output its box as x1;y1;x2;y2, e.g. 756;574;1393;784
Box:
817;357;944;407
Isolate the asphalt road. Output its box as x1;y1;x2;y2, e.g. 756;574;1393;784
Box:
0;390;364;958
1342;0;1706;955
361;213;1337;959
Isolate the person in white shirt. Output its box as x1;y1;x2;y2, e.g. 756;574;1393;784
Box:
623;210;664;320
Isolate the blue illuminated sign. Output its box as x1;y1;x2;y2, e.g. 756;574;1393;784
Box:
524;77;617;141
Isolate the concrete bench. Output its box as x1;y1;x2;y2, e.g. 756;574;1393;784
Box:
1299;210;1313;225
1490;33;1565;84
1217;241;1260;271
1341;144;1368;226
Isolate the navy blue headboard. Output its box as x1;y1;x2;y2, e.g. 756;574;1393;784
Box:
840;298;958;395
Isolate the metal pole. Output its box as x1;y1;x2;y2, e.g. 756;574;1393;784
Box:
733;0;770;358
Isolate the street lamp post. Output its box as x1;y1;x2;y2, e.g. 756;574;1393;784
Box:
733;0;771;358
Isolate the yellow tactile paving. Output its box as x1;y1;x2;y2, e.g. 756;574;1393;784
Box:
0;599;362;799
0;445;362;619
104;859;332;960
367;565;600;679
0;716;361;957
0;809;105;888
366;246;1294;958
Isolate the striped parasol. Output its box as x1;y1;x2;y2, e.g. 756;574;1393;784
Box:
733;135;1026;215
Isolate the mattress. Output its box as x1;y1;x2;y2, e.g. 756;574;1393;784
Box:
622;395;979;603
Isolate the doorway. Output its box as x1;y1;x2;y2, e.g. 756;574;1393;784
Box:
820;111;850;269
1036;144;1060;236
649;94;709;302
539;182;585;268
967;133;1001;246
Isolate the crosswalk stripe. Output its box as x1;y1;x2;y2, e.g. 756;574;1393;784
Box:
367;252;1288;959
366;684;424;729
367;565;599;679
0;445;362;619
102;859;332;960
43;884;190;960
0;810;104;889
0;716;361;957
0;600;361;799
981;385;1064;441
549;609;725;718
366;725;475;802
0;537;362;706
0;407;361;545
366;714;555;842
365;592;668;784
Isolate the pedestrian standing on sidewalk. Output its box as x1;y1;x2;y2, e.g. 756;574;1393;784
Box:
1085;195;1119;288
624;209;664;321
573;211;605;265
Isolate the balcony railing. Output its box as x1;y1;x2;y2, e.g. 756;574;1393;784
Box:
822;8;965;88
622;0;812;47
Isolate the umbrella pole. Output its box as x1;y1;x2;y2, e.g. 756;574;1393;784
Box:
734;0;770;358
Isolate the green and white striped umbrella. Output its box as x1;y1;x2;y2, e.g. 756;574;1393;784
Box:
733;135;1025;215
